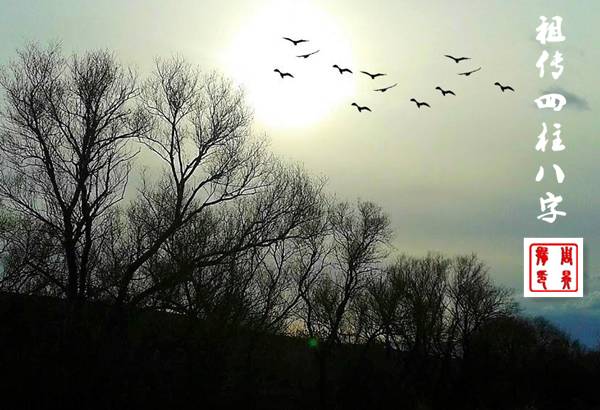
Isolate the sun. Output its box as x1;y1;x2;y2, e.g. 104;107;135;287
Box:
222;0;356;130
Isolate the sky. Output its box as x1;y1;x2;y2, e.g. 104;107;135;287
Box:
1;0;599;345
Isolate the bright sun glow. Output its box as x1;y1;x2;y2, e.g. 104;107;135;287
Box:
223;0;356;130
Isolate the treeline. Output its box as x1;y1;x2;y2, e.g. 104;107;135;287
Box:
0;44;598;410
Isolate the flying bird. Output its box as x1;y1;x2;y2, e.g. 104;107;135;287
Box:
444;54;471;63
274;69;294;79
374;83;398;93
410;98;431;109
435;86;456;96
297;50;320;59
283;37;308;46
494;82;515;92
351;103;372;112
333;64;352;74
458;67;482;76
360;71;386;80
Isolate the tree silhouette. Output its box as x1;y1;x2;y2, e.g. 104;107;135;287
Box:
301;200;391;408
447;254;517;359
0;44;147;310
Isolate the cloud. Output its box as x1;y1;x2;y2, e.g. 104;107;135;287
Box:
527;291;600;314
539;87;590;111
514;272;600;346
519;272;600;317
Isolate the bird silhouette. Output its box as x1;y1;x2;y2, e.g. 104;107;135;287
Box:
410;98;431;108
374;83;398;93
494;82;515;92
458;67;482;76
435;86;456;96
444;54;471;63
283;37;308;46
274;69;294;79
333;64;352;74
297;50;320;59
360;71;386;79
351;102;372;112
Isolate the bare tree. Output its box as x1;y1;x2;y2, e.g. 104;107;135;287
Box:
0;210;65;295
121;162;328;330
300;200;391;408
383;254;450;359
112;57;261;306
305;201;391;344
358;274;400;354
248;205;330;332
0;44;147;308
109;57;328;311
446;254;517;358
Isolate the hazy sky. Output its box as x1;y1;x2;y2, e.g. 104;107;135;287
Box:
1;0;599;344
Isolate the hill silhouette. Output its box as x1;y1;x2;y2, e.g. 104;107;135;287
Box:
1;292;599;410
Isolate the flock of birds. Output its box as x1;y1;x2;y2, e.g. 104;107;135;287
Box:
275;36;515;113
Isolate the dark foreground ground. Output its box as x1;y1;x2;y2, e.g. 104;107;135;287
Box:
1;292;599;410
